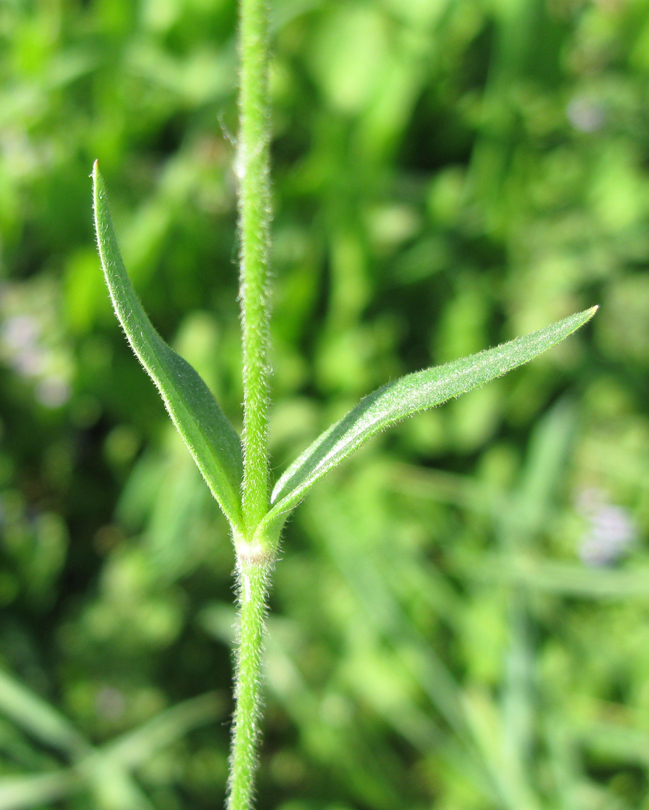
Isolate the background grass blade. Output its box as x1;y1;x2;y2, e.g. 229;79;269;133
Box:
0;771;80;810
103;693;223;769
268;308;597;520
0;670;90;760
83;760;157;810
92;163;244;531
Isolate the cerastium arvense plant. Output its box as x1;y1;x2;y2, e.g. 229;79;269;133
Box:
93;1;597;807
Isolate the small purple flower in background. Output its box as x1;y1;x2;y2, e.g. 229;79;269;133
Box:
0;309;71;408
577;488;636;567
567;97;606;133
1;314;44;377
1;314;40;352
95;686;126;722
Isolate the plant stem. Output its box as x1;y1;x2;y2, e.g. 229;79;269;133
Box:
227;557;272;810
229;0;273;806
238;0;272;534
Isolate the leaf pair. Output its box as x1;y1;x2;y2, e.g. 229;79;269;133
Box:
92;163;596;548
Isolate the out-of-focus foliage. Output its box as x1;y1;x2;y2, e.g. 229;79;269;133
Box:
0;0;647;808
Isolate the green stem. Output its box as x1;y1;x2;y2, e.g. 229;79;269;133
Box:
229;0;274;805
227;556;272;810
238;0;272;534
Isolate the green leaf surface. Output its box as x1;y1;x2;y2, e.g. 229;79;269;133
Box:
267;307;597;522
92;163;243;530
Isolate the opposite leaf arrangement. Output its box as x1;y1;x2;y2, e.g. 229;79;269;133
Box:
93;161;596;807
92;2;596;808
94;161;597;556
94;162;596;553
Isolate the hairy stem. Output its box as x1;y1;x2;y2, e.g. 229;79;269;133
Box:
229;0;274;805
237;0;272;533
227;557;272;810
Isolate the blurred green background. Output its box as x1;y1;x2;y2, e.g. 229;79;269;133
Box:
1;0;648;807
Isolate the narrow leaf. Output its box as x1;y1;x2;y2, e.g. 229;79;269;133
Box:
267;307;597;522
92;163;243;530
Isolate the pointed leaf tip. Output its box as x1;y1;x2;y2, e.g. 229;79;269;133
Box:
92;166;244;530
264;306;597;527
